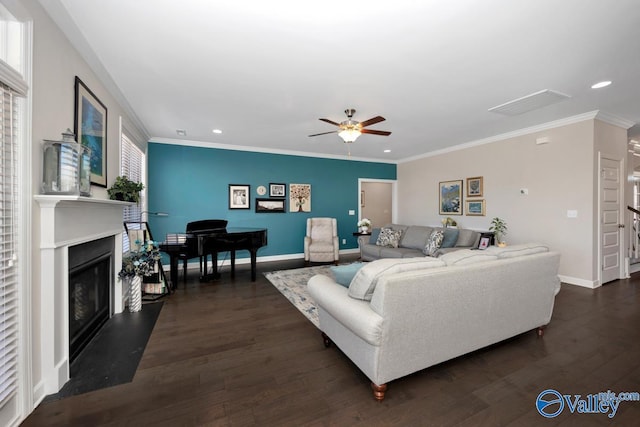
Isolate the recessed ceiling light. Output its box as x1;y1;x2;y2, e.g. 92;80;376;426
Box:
384;149;391;153
591;81;612;89
212;129;222;134
176;129;186;136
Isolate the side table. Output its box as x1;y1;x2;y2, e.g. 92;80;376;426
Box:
353;232;371;260
352;231;371;237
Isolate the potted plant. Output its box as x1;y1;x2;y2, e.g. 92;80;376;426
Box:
119;238;161;311
441;217;457;228
107;176;144;203
357;218;372;233
489;217;508;247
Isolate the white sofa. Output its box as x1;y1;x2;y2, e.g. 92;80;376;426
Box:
308;244;561;401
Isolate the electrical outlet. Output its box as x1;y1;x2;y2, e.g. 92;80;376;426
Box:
342;239;346;244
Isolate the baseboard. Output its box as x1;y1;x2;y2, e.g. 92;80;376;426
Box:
164;248;360;271
558;274;600;289
629;262;640;275
32;380;46;409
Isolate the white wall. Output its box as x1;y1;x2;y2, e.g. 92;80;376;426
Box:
23;0;147;408
397;118;627;286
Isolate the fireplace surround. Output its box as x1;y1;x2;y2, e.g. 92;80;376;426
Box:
35;195;131;398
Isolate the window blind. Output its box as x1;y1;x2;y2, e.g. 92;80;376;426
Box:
121;132;145;252
0;81;19;409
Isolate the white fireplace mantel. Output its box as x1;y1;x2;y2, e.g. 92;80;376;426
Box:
34;195;132;397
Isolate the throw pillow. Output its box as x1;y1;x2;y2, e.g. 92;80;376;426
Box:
348;257;446;301
440;228;459;248
368;228;382;244
376;227;403;248
423;229;444;256
330;263;364;287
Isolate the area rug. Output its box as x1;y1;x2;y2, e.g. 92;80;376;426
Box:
264;265;335;328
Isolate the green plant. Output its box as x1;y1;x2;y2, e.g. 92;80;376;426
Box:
119;239;160;279
489;217;508;243
107;176;144;203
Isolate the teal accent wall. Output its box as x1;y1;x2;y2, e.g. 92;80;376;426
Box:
146;142;396;260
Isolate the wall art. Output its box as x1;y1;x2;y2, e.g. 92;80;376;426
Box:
74;76;108;187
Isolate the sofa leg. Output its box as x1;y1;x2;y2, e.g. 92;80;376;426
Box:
321;332;332;348
371;383;387;402
537;326;546;337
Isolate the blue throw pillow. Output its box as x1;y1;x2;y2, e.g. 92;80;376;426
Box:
441;228;459;248
330;262;364;287
368;228;381;244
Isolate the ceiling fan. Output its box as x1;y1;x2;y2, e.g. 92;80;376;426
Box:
309;108;392;143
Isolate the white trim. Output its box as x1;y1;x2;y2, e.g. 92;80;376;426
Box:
150;137;398;164
357;178;398;225
558;275;600;289
165;249;361;271
398;110;633;164
37;0;150;142
594;111;635;130
597;153;625;286
17;17;33;421
0;60;27;95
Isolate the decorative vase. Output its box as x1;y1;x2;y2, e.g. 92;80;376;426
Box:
129;275;142;312
360;226;369;233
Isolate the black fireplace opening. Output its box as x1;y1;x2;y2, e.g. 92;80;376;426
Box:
68;236;114;363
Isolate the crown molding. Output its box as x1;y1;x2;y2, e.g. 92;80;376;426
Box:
594;111;636;129
38;0;150;142
149;137;399;164
398;111;635;163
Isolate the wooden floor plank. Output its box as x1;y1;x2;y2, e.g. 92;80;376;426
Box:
22;256;640;426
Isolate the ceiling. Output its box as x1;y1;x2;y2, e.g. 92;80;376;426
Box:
44;0;640;162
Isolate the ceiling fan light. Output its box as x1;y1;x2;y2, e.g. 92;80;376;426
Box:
339;128;361;143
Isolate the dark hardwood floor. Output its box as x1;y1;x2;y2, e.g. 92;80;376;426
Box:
23;256;640;426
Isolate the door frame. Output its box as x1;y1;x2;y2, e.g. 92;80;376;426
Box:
358;178;398;224
597;153;626;285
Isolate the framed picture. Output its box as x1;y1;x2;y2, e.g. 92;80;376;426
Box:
229;184;250;209
289;183;311;212
74;76;108;187
255;198;285;213
478;235;491;250
466;199;486;216
466;176;483;197
269;183;286;197
439;180;463;215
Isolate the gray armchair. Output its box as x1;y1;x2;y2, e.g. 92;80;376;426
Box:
304;217;339;265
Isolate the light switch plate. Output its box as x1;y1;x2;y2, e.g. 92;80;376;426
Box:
348;210;355;215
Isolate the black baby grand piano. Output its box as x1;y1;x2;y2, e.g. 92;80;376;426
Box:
159;222;267;287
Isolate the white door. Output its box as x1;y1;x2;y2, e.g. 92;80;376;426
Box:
600;157;623;284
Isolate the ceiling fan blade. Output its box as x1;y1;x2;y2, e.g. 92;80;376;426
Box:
319;118;340;126
359;116;386;128
308;131;338;137
361;129;392;136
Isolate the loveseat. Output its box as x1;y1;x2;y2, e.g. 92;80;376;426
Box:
308;243;561;401
358;224;482;261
